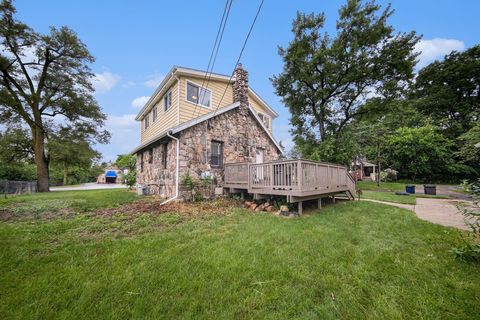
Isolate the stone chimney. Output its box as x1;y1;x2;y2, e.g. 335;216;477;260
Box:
232;63;249;111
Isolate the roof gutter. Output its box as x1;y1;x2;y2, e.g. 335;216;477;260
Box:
160;130;180;205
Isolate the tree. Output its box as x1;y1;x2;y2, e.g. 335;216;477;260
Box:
48;127;101;185
0;0;108;191
272;0;419;160
457;123;480;175
383;126;454;182
115;154;136;188
414;45;480;139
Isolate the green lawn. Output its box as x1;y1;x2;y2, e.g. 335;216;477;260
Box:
1;190;479;319
357;181;408;192
361;190;417;205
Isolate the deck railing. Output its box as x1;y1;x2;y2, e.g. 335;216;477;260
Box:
225;159;356;196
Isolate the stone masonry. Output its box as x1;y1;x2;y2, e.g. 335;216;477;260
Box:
135;64;282;199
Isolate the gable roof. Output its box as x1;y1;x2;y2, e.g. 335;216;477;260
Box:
131;102;284;155
135;65;279;120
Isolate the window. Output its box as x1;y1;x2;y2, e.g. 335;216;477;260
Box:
258;113;270;129
186;81;211;108
164;91;172;112
144;114;149;130
152;106;158;122
210;140;223;168
148;148;153;164
162;143;168;169
140;152;144;172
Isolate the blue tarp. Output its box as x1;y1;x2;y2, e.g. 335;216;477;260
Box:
105;171;117;178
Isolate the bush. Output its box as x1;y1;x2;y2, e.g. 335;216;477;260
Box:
381;168;398;182
453;179;480;262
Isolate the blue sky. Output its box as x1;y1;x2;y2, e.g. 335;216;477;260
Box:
15;0;480;161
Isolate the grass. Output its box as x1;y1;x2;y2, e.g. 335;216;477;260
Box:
1;190;479;319
357;181;410;192
360;190;417;205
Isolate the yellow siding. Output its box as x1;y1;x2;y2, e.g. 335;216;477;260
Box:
141;80;179;143
248;92;273;131
139;73;276;143
178;75;234;123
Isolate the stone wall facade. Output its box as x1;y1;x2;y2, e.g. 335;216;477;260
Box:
136;138;177;197
135;107;282;199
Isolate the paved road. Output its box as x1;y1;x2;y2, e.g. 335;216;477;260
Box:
363;198;472;231
51;183;127;191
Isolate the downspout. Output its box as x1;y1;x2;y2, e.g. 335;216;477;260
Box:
160;130;180;205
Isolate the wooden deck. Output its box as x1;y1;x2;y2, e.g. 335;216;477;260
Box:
224;159;356;211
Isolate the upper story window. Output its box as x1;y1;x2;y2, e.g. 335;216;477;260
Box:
257;112;271;130
210;140;223;168
164;91;172;112
186;81;211;108
144;114;149;130
152;106;158;122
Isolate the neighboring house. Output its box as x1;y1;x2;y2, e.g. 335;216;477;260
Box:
352;158;378;181
97;165;124;184
131;65;283;199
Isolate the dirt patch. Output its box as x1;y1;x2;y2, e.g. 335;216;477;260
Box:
90;197;243;219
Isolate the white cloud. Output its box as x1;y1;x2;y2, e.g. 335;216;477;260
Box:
92;72;120;93
98;113;140;161
122;81;136;88
415;38;465;69
144;74;165;88
131;96;150;109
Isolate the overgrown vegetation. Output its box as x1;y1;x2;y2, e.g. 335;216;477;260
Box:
453;179;480;261
1;190;479;318
181;172;213;202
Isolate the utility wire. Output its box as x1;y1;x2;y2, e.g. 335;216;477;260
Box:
212;0;265;117
192;0;233;119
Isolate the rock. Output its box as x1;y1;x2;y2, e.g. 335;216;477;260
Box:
263;202;270;207
249;203;258;211
256;203;266;211
244;201;253;208
265;205;274;212
279;205;289;212
273;210;281;216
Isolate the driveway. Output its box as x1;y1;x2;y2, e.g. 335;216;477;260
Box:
51;183;127;191
363;198;472;231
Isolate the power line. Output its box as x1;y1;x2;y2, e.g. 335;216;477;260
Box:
192;0;233;119
212;0;265;117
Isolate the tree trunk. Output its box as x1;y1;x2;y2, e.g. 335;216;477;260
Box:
63;161;68;186
32;126;50;192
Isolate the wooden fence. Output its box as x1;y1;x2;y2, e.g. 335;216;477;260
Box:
0;180;37;195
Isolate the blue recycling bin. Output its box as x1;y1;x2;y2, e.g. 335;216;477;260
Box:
405;185;415;194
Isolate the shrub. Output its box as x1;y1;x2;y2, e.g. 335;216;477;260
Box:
453;179;480;262
381;168;398;182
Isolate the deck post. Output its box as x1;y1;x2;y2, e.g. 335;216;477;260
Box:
298;201;303;216
318;198;322;209
332;195;336;204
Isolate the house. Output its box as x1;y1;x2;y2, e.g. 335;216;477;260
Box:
97;165;124;184
131;64;283;199
352;158;378;181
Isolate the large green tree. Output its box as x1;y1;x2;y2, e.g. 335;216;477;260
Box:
414;45;480;139
383;126;455;182
272;0;420;162
0;0;108;191
48;127;101;185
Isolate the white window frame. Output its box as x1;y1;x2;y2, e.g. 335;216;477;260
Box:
152;105;158;122
164;90;172;112
144;114;149;130
257;112;271;130
185;80;212;109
